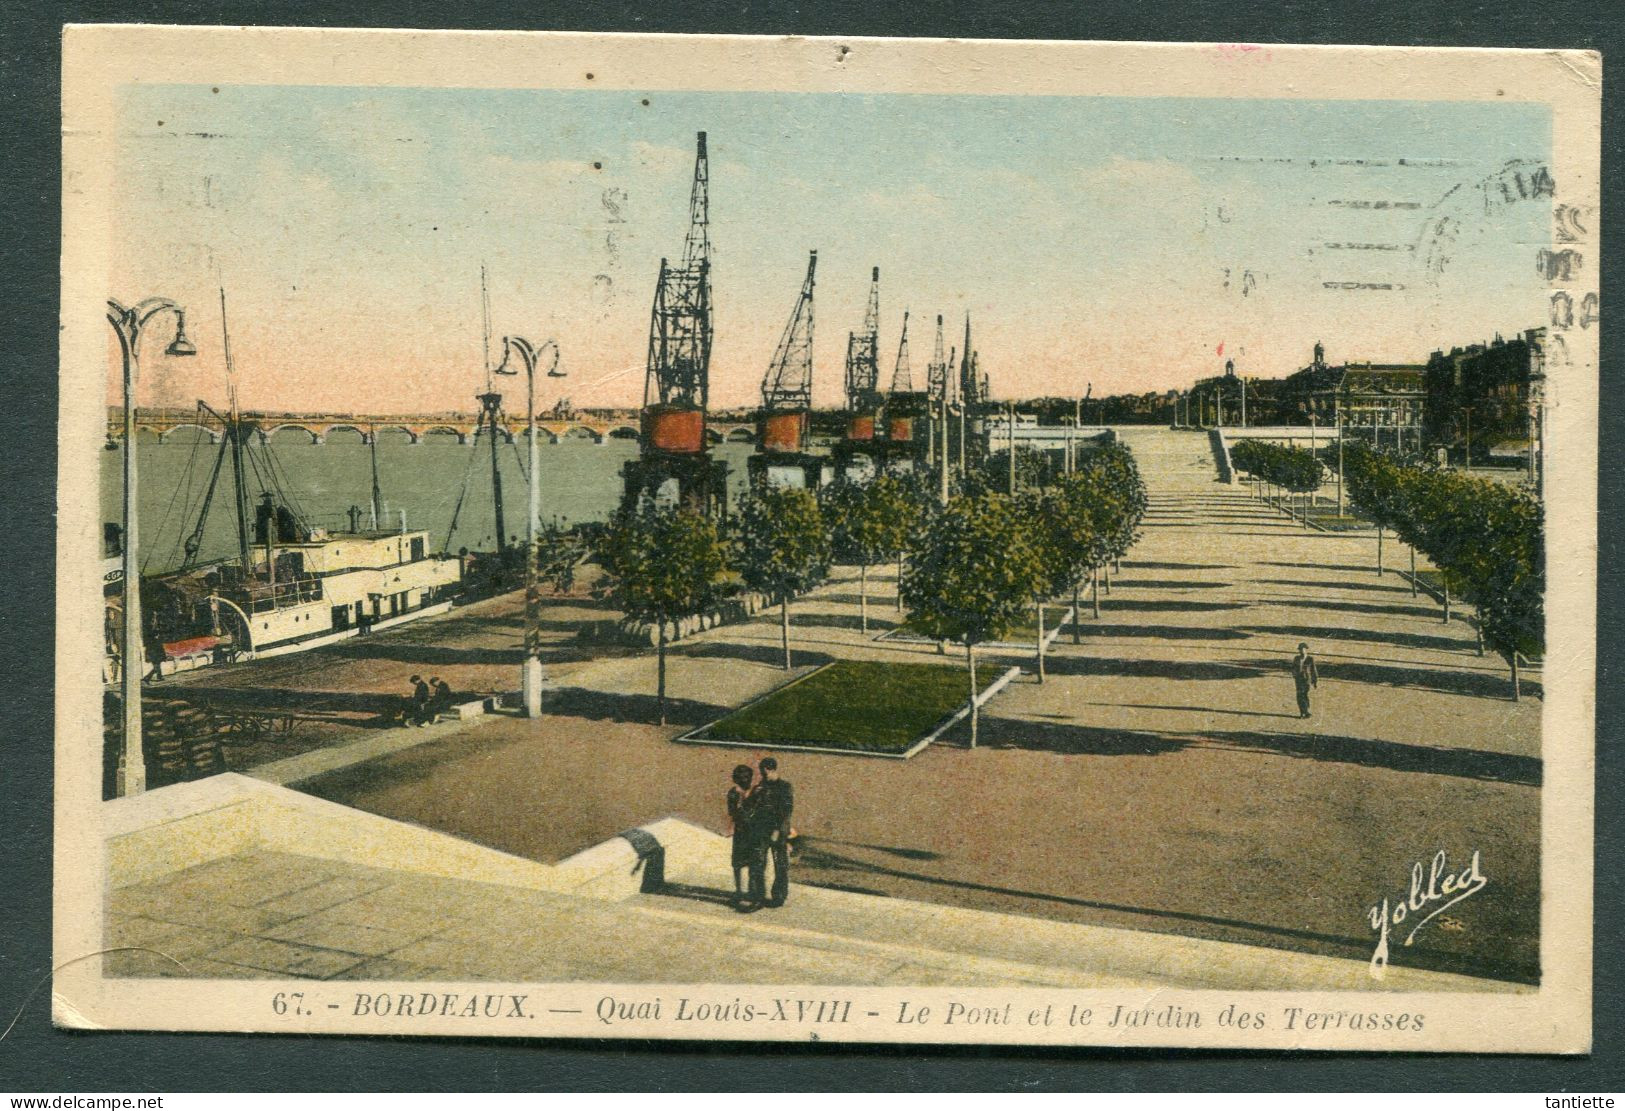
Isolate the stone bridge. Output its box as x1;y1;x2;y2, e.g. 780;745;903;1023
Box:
107;408;760;447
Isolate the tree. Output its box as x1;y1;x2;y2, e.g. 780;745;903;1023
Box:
902;493;1046;746
734;486;832;669
1230;439;1320;525
594;506;728;725
965;446;1054;498
1072;442;1148;608
1470;487;1543;699
821;474;913;633
1342;444;1545;698
1342;441;1408;575
1278;446;1324;527
1021;479;1102;679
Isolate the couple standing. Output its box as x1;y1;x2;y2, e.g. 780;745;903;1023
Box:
726;757;794;912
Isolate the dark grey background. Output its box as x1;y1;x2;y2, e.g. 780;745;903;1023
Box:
2;0;1619;1092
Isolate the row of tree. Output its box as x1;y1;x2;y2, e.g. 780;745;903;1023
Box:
594;444;1148;735
1229;438;1324;524
1338;443;1543;699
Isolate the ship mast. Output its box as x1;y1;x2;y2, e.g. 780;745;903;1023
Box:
476;264;507;555
220;287;253;576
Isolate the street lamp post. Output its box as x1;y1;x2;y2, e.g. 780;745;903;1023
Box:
106;297;197;798
493;334;563;718
1336;398;1345;517
1006;402;1016;494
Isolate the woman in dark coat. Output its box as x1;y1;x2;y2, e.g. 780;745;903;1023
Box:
726;764;763;908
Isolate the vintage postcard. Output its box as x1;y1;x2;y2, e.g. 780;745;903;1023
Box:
56;28;1599;1051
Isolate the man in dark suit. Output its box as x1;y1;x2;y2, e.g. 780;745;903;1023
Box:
409;675;432;727
1291;643;1319;719
756;757;795;908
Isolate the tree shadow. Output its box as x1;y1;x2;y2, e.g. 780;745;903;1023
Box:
1232;655;1535;701
1257;577;1412;595
1226;530;1339;539
1239;623;1472;655
1274;598;1448;621
1045;656;1268;681
1258;560;1382;573
1074;701;1299;721
543;686;732;727
1199;727;1542;787
945;717;1190;756
679;643;837;669
1089;599;1248;613
1060;623;1251;642
1110;579;1232;590
965;710;1539;786
322;641;526;666
788;612;903;633
818;591;900;608
1122;560;1234;571
806;837;943;862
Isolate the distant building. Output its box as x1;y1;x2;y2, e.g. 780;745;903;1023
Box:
1423;328;1546;460
1189;359;1273;427
1278;341;1427;429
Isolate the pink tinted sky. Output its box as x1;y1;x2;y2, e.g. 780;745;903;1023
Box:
108;86;1551;414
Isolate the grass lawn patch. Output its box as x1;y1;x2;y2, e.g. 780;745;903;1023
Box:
688;659;1003;754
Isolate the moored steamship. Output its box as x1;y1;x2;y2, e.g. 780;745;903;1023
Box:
105;498;462;682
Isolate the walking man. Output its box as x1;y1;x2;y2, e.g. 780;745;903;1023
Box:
756;757;795;908
1291;643;1319;719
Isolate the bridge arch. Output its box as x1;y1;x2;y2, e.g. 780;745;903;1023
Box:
322;424;370;445
723;425;755;443
372;424;419;445
157;423;221;445
560;425;603;444
606;425;639;441
519;427;560;445
702;427;725;446
264;424;322;445
421;426;467;445
471;425;514;444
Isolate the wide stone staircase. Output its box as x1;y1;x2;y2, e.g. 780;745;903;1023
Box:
94;774;1492;993
1113;427;1229;486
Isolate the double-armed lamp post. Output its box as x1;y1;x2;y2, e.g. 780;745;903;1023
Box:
106;297;197;797
493;334;564;718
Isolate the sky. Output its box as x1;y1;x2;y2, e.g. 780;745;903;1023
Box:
109;85;1552;413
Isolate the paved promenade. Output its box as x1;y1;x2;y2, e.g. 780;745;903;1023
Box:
283;428;1538;984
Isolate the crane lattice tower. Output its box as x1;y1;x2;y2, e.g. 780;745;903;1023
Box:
762;251;817;412
844;267;882;413
643;132;713;412
890;310;913;395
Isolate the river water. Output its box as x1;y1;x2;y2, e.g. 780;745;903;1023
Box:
101;433;761;574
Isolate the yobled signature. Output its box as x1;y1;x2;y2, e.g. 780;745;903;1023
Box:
1367;849;1487;978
